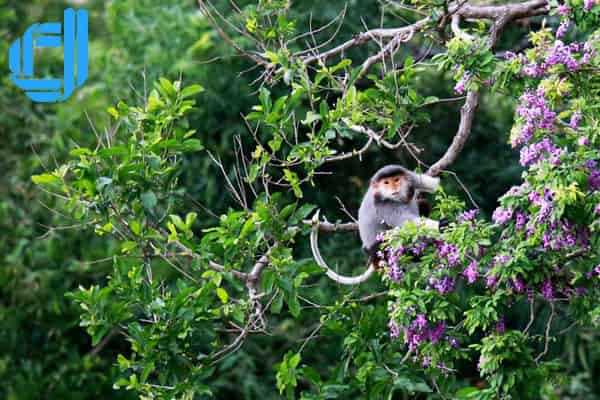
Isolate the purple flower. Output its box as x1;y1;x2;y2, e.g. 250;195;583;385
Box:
578;136;590;146
389;320;401;339
584;0;595;11
496;316;506;334
448;337;460;348
541;279;554;299
433;276;456;294
546;40;580;71
595;203;600;215
429;322;446;343
557;4;571;15
588;170;600;191
512;277;526;293
463;260;479;284
585;159;598;170
493;254;511;265
411;241;427;256
519;138;563;167
459;209;479;222
569;111;582;129
556;20;569;38
515;211;528;230
437;242;460;267
522;62;546;78
388;264;403;282
454;72;472;95
486;274;499;289
421;356;432;368
414;314;428;329
513;89;556;147
492;207;513;224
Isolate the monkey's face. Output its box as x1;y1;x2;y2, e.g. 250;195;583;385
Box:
373;174;415;203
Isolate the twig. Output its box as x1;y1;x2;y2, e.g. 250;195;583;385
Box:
535;301;555;363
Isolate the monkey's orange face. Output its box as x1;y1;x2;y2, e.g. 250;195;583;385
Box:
372;174;414;203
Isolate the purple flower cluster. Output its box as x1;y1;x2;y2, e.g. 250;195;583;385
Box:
383;246;405;282
515;211;528;230
584;0;596;11
569;111;582;129
511;277;526;293
493;254;512;266
486;274;499;289
529;189;555;225
588;170;600;191
389;319;401;339
557;4;571;16
557;20;570;38
495;316;506;334
403;314;447;351
437;242;460;266
462;260;479;284
541;219;590;251
492;206;513;225
519;137;563;167
513;89;556;147
454;71;472;95
541;279;554;299
519;39;595;79
546;41;580;70
459;209;478;223
430;276;456;294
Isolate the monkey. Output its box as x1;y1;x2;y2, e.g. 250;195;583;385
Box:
358;165;440;259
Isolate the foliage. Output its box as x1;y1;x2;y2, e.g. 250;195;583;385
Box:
4;0;600;399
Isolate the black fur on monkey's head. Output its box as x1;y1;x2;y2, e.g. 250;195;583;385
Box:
369;164;440;203
369;165;411;184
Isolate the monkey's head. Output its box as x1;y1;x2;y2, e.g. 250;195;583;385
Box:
370;165;439;204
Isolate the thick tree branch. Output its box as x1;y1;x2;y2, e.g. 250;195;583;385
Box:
427;1;547;176
303;218;358;232
427;90;480;176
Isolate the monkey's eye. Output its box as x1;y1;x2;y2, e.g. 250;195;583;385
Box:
383;180;389;185
394;177;400;182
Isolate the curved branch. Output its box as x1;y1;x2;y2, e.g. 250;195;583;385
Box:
451;15;475;41
310;210;375;285
427;2;544;176
427;90;480;177
324;136;373;162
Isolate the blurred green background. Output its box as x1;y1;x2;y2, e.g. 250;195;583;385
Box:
4;1;594;399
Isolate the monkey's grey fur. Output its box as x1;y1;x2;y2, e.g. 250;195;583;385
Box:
358;165;440;255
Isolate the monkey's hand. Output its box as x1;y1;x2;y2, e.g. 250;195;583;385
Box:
416;217;439;231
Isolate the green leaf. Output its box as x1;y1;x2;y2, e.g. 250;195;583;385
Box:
301;111;321;125
181;84;204;98
216;287;229;304
141;191;158;211
121;241;138;254
182;139;204;152
31;173;60;186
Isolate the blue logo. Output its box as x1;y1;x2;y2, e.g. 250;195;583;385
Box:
8;8;88;103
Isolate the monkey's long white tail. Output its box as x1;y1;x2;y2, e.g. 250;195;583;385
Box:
310;210;375;285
